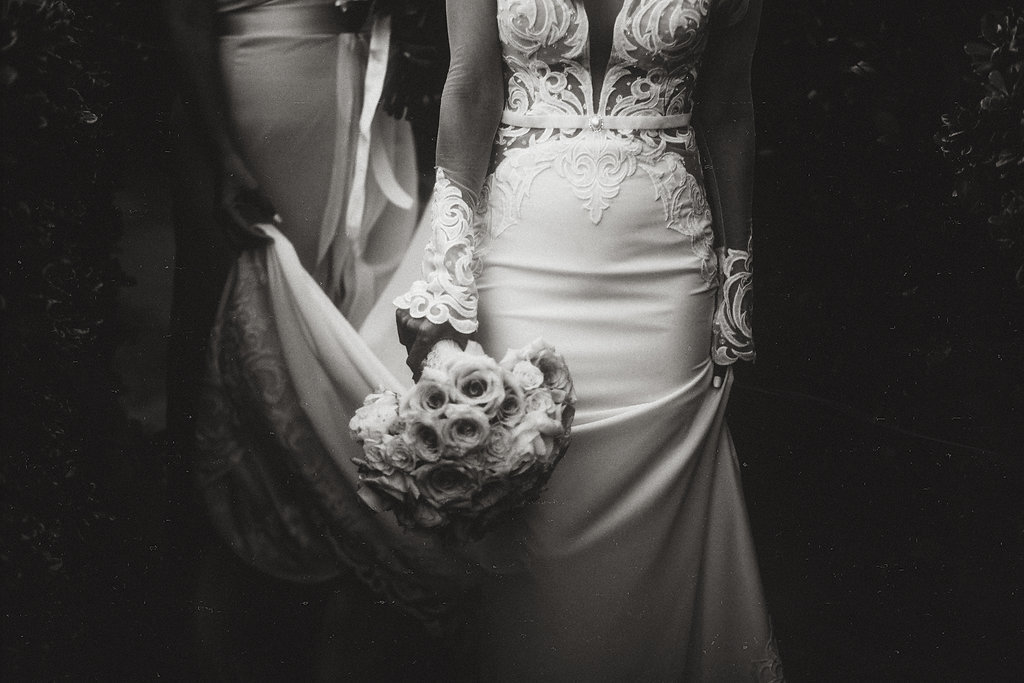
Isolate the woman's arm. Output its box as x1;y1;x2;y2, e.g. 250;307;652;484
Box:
395;0;504;377
435;0;505;195
160;0;275;236
694;0;763;377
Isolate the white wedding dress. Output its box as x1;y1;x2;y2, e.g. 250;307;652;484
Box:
393;1;780;679
199;0;782;680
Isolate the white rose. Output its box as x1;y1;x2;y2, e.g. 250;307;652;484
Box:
415;462;480;509
448;354;506;415
440;404;491;453
358;435;394;475
405;417;444;463
523;388;555;415
510;360;544;391
496;372;526;426
400;367;452;419
349;391;400;441
478;425;530;476
381;435;418;472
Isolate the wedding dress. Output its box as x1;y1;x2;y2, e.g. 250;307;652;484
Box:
216;0;416;318
392;0;781;679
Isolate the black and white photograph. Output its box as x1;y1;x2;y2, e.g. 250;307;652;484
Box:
2;0;1021;680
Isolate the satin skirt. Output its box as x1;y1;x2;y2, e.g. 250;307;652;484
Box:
466;157;780;681
199;22;469;625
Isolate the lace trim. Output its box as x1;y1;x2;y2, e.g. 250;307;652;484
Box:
491;125;717;281
197;251;467;631
394;169;485;334
499;0;591;118
602;0;711;118
497;1;713;123
751;621;786;682
492;1;721;279
711;245;754;364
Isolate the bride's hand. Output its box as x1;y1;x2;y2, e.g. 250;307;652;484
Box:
395;310;470;381
712;362;729;389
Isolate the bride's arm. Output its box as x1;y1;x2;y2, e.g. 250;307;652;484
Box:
695;0;763;380
395;0;504;377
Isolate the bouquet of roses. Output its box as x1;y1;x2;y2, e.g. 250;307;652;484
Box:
349;338;576;541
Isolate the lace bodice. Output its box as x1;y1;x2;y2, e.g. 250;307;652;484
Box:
498;0;734;121
397;0;756;363
483;1;750;278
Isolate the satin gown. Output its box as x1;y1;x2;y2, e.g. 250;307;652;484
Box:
392;0;782;679
198;1;474;626
217;0;417;321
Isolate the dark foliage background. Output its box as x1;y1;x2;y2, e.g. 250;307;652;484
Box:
1;0;1021;680
939;9;1024;285
752;0;1023;454
743;2;1023;678
1;0;168;678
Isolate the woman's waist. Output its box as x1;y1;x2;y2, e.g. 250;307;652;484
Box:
217;1;371;36
492;123;700;169
500;109;692;133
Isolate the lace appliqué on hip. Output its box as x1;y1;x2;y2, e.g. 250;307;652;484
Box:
711;245;755;364
394;169;486;334
490;126;716;280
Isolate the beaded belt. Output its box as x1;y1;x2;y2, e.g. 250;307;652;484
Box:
217;2;371;36
501;111;692;131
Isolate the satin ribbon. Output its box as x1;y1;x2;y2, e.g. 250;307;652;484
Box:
317;10;416;313
356;14;414;240
501;111;692;130
319;12;415;266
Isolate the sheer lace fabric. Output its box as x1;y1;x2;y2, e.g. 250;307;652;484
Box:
712;244;755;364
393;170;486;333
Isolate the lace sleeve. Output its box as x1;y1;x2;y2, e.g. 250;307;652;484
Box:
698;0;762;364
712;244;755;364
393;169;485;333
393;0;503;333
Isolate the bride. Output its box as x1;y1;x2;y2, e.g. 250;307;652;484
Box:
195;0;782;679
395;0;782;679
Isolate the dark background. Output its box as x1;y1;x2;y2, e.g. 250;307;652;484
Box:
2;0;1022;680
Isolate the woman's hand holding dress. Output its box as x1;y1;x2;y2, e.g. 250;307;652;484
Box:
215;148;277;249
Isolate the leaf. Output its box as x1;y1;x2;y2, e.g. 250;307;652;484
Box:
965;41;993;60
848;60;876;76
980;94;1006;111
989;70;1009;93
981;11;1004;44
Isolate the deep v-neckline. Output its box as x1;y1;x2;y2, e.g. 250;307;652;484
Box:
579;0;630;114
